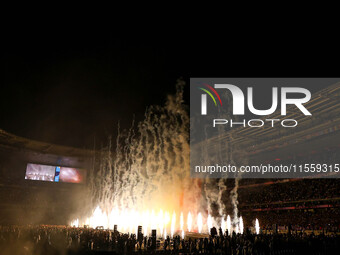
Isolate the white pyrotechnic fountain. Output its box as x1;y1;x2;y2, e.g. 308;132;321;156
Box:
150;210;156;230
71;218;79;228
158;209;164;237
69;81;247;238
142;210;149;236
239;216;244;234
207;214;213;234
187;212;192;232
197;212;203;233
70;208;260;239
255;218;260;234
226;215;231;235
180;211;185;238
164;211;170;232
171;212;176;238
221;215;226;235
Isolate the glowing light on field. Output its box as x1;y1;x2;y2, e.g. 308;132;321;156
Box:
207;214;213;233
197;212;203;233
163;211;170;239
158;209;164;236
70;205;260;238
85;217;90;226
151;210;156;230
71;218;79;227
121;209;128;232
226;215;231;235
255;218;260;235
164;211;170;228
133;211;139;235
108;207;118;229
239;216;244;234
221;216;226;235
180;212;184;238
180;212;184;231
90;206;106;228
187;212;192;232
235;224;239;234
143;210;150;236
171;212;176;238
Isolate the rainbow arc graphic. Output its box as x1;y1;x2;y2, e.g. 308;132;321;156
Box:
198;84;222;106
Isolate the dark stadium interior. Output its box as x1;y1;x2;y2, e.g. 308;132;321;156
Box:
1;27;340;255
0;125;339;254
1;81;340;254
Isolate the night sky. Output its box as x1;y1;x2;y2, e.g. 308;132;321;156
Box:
1;27;338;148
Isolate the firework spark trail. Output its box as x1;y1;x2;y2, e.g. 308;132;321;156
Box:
230;178;240;227
77;80;201;233
71;80;248;236
199;88;246;228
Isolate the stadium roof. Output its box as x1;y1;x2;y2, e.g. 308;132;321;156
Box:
0;129;93;158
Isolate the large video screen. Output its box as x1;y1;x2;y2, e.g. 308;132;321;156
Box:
25;163;86;183
59;167;86;183
25;163;55;182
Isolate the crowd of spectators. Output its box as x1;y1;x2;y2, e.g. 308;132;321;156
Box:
220;148;340;238
238;179;339;205
242;208;340;232
0;225;339;255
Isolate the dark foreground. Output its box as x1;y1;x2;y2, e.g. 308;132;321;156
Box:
0;226;339;255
